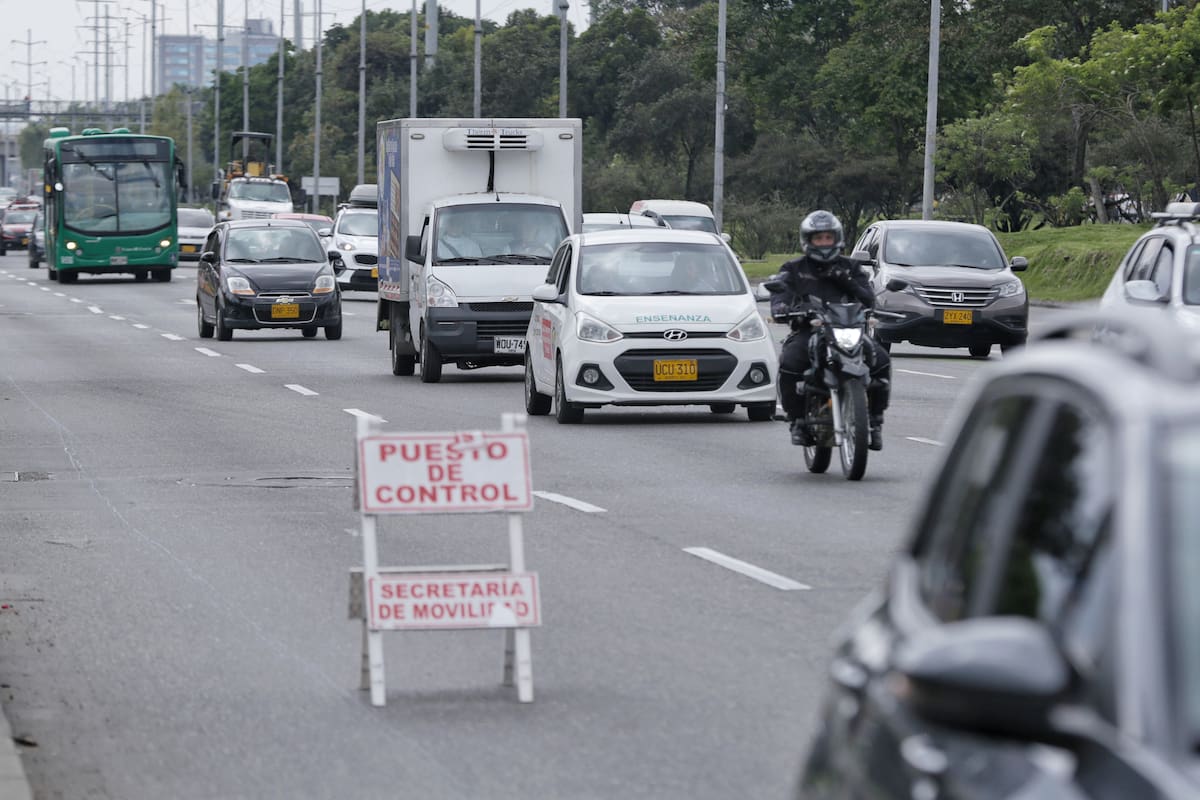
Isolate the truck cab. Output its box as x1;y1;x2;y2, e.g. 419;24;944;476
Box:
214;131;293;222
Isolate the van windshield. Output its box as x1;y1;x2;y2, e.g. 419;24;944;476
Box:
661;215;718;234
434;204;568;264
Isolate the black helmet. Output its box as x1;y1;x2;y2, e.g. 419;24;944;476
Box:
800;210;844;264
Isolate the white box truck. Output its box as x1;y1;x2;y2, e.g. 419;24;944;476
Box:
375;118;582;381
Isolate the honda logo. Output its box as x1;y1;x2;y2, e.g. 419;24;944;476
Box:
663;329;688;341
951;291;965;304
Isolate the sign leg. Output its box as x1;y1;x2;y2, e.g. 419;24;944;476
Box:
367;629;386;707
514;628;533;703
503;628;515;687
360;620;371;691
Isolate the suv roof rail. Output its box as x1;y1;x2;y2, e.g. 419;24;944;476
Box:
1035;309;1200;382
1151;201;1200;225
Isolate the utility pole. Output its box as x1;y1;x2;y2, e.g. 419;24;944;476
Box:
557;0;568;118
11;30;49;106
242;0;251;159
277;0;285;176
473;0;481;116
313;0;323;212
712;0;726;230
410;0;417;117
357;0;366;185
217;0;225;200
185;0;194;203
921;0;940;219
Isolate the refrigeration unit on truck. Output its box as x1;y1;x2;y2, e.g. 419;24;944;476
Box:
375;117;583;382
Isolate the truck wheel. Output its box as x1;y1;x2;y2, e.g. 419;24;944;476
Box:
390;325;415;375
419;327;442;383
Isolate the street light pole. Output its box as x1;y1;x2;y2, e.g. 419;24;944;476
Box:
313;0;323;212
473;0;481;116
557;0;568;118
921;0;940;219
712;0;726;231
409;0;417;117
242;0;250;159
277;0;285;176
358;0;366;185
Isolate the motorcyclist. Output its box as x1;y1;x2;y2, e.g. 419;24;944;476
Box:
772;210;891;451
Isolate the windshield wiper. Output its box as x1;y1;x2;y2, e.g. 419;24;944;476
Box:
142;160;161;188
584;290;626;296
487;254;553;264
435;257;483;264
259;257;315;263
226;257;260;263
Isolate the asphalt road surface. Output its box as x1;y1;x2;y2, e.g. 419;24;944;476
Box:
0;253;1073;799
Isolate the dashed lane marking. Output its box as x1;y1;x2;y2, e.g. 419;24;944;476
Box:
906;436;943;447
897;368;956;380
532;491;606;513
286;384;318;396
161;333;185;341
236;364;265;374
343;408;386;423
683;547;811;591
195;347;221;357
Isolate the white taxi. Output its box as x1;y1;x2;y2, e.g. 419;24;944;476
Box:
524;229;778;423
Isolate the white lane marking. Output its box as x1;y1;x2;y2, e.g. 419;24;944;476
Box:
683;547;811;591
133;323;150;329
53;292;65;297
195;347;221;357
344;408;386;423
532;491;606;513
161;333;185;341
87;306;103;314
177;298;194;305
286;384;318;396
40;287;50;291
109;315;125;320
70;298;82;303
907;436;943;447
236;363;265;374
897;368;956;380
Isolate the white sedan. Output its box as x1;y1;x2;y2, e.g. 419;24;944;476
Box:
524;229;779;423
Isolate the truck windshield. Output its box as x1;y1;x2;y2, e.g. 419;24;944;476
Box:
230;182;291;203
62;160;172;234
435;204;568;264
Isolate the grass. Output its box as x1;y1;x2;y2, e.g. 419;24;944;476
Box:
739;222;1150;303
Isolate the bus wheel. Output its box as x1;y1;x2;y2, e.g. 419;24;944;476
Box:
48;267;58;282
59;270;77;284
153;268;172;283
134;271;149;282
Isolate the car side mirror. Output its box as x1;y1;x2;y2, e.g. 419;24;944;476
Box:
531;283;561;304
328;250;345;266
849;249;875;267
761;276;785;294
720;231;732;244
885;278;909;292
754;282;774;301
1010;256;1029;272
1125;279;1168;304
319;227;332;237
405;234;423;264
894;617;1069;741
199;251;216;264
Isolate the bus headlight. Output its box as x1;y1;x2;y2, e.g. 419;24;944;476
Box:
65;241;78;251
159;238;172;248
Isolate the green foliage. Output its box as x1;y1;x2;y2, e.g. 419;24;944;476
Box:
995;222;1148;301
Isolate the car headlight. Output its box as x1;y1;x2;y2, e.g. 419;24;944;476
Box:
313;274;336;294
226;276;255;296
339;241;355;252
426;276;458;308
833;327;863;350
576;311;623;343
998;280;1024;297
726;311;767;342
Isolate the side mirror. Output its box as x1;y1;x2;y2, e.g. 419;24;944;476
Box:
318;227;332;238
720;232;732;244
328;250;345;270
199;251;216;264
405;234;423;264
754;282;773;301
761;276;785;294
1125;279;1168;304
895;617;1069;741
849;249;874;266
532;283;561;303
1010;256;1029;272
885;278;909;292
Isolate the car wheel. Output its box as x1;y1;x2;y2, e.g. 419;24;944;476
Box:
215;301;233;341
419;326;442;383
324;320;342;341
554;358;584;424
197;299;214;339
709;403;737;414
968;343;991;359
390;323;415;376
524;350;552;416
747;402;775;422
302;325;319;338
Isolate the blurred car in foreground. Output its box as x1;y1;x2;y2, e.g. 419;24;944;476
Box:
581;212;662;233
196;219;342;341
853;219;1029;358
524;228;777;423
1100;201;1200;331
798;310;1200;800
177;207;216;261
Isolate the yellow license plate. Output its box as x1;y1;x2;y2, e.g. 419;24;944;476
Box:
943;309;973;325
653;359;698;381
181;244;197;253
20;237;29;246
271;303;300;319
370;267;378;278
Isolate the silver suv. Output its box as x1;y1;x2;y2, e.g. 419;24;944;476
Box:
1100;201;1200;328
852;219;1029;358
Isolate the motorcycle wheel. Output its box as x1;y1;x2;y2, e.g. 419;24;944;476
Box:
803;444;831;473
839;378;869;481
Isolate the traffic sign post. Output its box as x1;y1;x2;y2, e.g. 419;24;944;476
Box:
352;413;539;706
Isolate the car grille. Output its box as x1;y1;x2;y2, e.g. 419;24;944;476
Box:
353;254;378;266
477;320;530;337
257;292;313;299
914;286;999;308
624;330;727;340
614;348;736;392
467;302;534;313
242;210;274;220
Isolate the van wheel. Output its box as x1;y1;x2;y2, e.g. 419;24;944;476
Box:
419;327;442;383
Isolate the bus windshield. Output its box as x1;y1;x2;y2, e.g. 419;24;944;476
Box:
62;160;172;234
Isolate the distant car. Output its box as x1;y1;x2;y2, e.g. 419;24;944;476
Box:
27;210;44;268
1;206;38;251
581;212;662;233
852;219;1029;358
629;199;720;234
798;309;1200;800
195;219;342;341
331;205;379;291
524;228;778;423
177;207;216;261
272;212;335;249
1099;201;1200;331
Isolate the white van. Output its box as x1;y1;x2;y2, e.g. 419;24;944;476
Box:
629;199;720;234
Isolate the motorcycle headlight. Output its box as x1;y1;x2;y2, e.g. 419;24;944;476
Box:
576;311;623;343
833;327;862;350
426;276;458;308
226;276;255;296
998;280;1024;297
726;311;767;342
313;274;336;294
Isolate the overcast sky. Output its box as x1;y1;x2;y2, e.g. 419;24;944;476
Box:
4;0;591;109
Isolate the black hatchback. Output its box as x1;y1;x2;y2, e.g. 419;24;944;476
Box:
196;219;343;340
798;311;1200;799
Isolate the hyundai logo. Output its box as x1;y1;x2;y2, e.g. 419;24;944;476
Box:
951;291;965;303
663;329;688;341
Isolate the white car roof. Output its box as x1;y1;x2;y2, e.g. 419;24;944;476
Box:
582;213;661;228
576;228;726;246
629;199;716;217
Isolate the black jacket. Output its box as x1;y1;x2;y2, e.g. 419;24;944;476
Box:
771;254;875;327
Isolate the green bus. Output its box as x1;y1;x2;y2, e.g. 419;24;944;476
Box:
42;127;186;283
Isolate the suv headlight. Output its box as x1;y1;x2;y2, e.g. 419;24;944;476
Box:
226;276;255;296
577;311;623;343
426;276;458;308
998;280;1024;297
313;274;336;294
726;311;767;342
339;241;355;252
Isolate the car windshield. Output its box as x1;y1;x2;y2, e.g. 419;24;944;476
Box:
577;241;745;295
225;227;325;263
1183;246;1200;305
5;210;36;224
661;214;718;234
179;209;214;228
337;211;378;237
884;229;1006;269
1166;424;1200;747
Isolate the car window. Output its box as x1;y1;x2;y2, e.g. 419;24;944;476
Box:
555;245;573;294
859;227;879;259
914;393;1040;622
1133;237;1164;282
1121;239;1148;281
1184;246;1200;305
1149;242;1175;297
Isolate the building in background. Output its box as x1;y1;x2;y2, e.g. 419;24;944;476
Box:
156;19;281;93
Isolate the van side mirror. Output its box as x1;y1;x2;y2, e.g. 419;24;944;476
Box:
405;234;423;264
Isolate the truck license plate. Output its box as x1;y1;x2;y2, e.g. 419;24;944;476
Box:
493;336;525;355
943;309;973;325
654;359;698;381
271;303;300;319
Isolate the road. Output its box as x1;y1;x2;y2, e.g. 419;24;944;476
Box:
0;253;1059;799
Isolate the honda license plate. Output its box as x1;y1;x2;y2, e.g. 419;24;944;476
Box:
271;303;300;319
493;336;525;355
943;309;973;325
654;359;698;381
